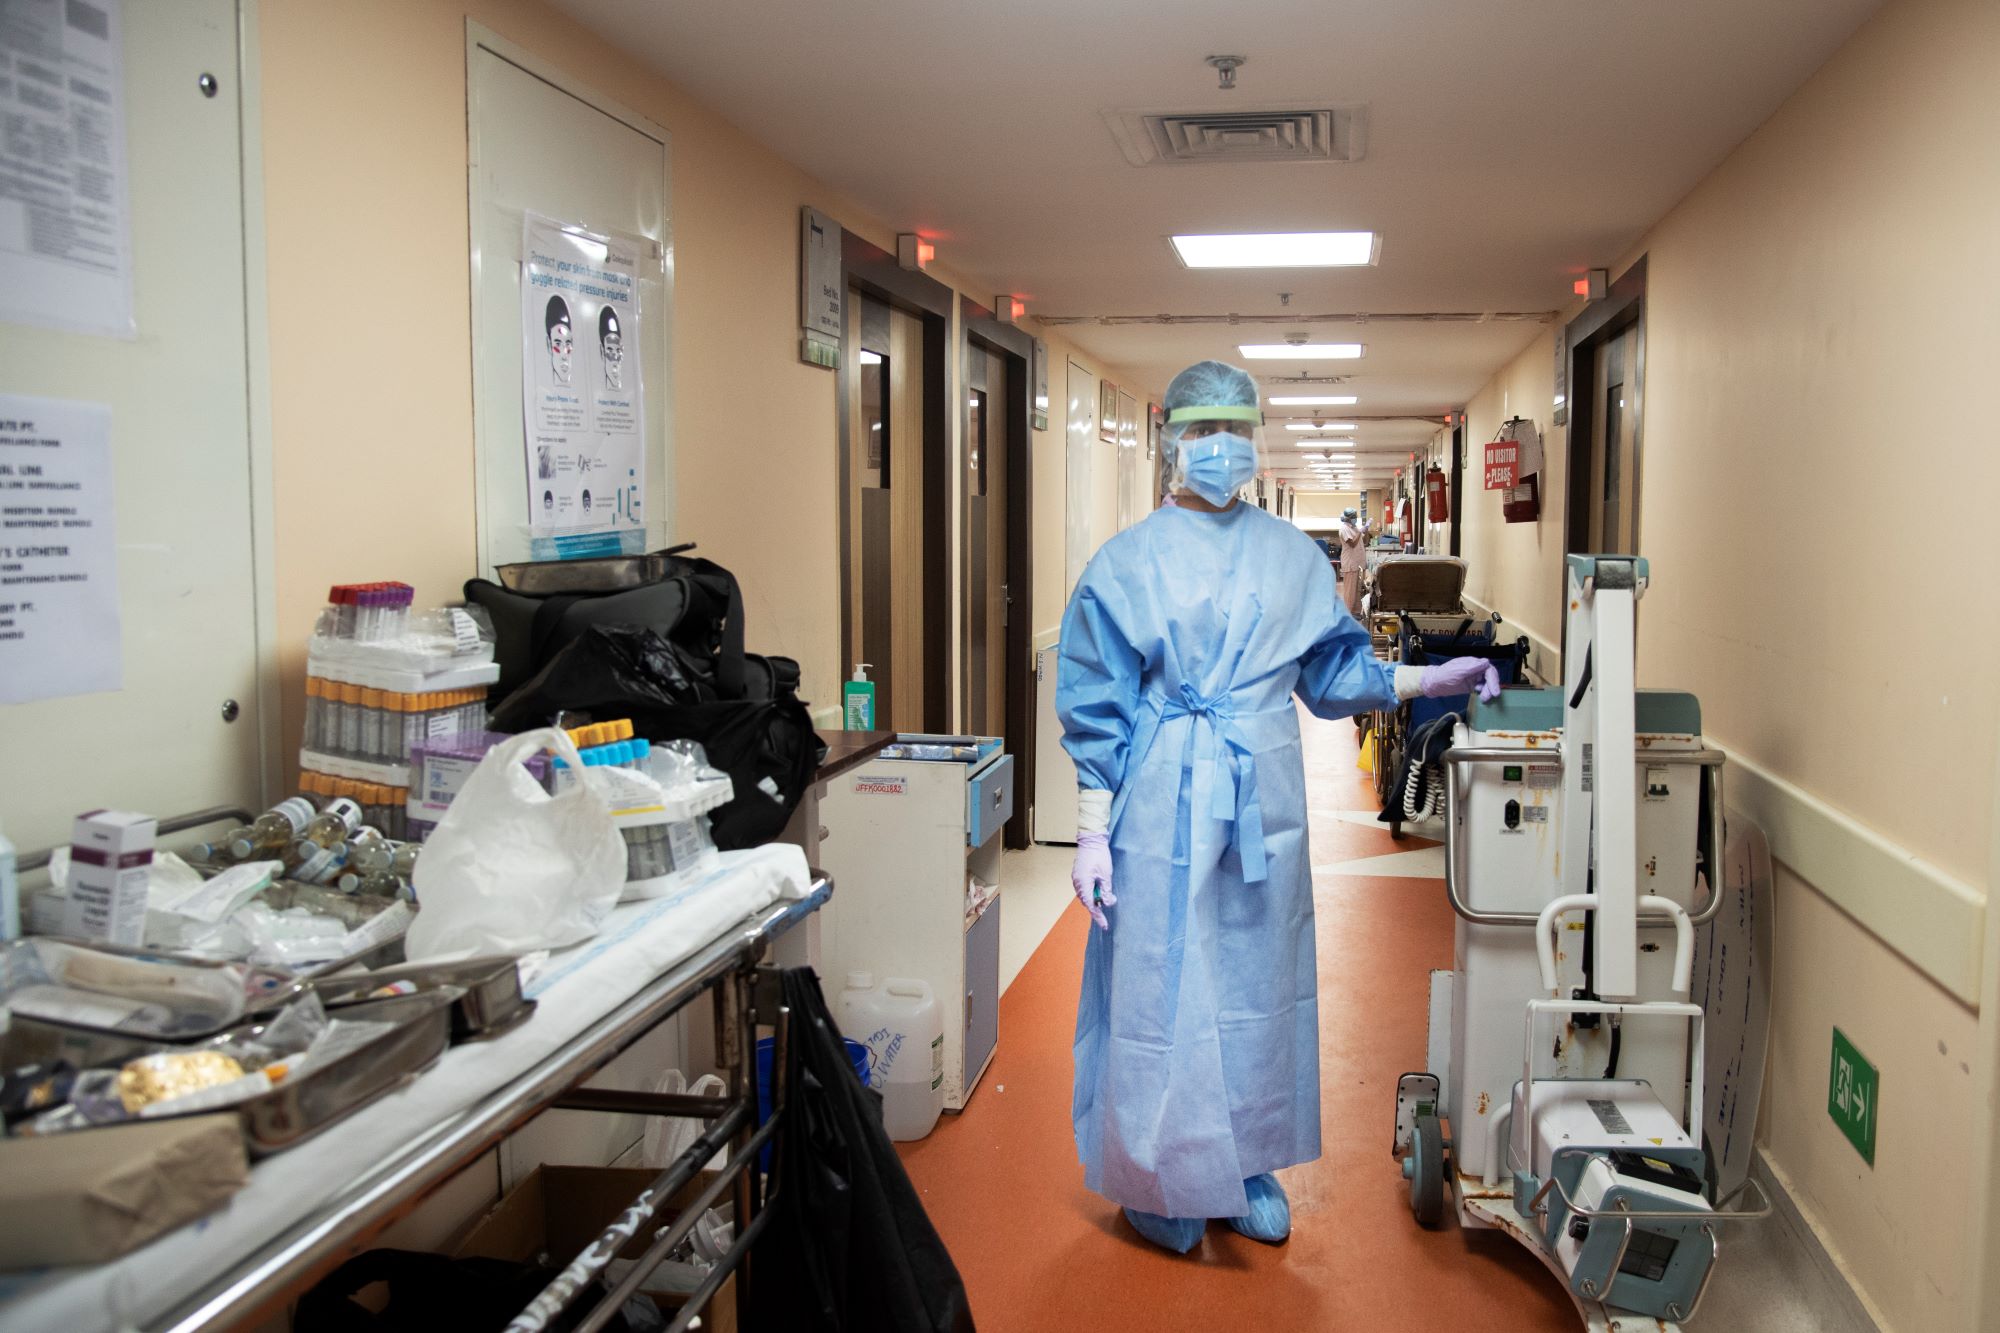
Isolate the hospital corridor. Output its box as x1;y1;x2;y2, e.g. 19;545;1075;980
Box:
0;1;1994;1332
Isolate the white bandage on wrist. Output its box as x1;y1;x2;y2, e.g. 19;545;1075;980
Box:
1077;788;1112;837
1394;665;1427;702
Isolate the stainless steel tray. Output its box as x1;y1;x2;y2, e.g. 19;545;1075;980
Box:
495;551;670;594
1;990;457;1156
312;956;534;1041
0;940;308;1053
222;989;458;1154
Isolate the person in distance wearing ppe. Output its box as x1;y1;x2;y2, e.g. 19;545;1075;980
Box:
1337;506;1369;617
1057;360;1499;1256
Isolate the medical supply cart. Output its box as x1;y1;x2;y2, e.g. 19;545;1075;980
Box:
816;736;1013;1110
0;854;829;1333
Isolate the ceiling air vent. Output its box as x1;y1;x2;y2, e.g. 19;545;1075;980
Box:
1103;104;1366;167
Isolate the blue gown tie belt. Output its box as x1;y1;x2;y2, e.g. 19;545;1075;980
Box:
1151;683;1271;884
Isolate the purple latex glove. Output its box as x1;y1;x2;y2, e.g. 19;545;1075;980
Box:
1072;832;1116;930
1420;657;1503;702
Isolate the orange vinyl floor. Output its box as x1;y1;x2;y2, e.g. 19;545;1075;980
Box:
897;710;1576;1331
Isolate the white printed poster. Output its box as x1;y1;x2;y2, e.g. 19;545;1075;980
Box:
0;393;121;703
0;0;135;339
520;213;645;542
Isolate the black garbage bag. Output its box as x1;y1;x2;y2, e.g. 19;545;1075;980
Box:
294;1248;662;1333
626;696;822;850
488;623;712;730
751;968;975;1333
488;624;824;850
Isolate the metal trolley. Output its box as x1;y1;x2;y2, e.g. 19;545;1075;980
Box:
5;804;829;1333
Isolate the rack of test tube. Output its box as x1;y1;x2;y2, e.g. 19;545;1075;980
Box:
550;721;736;894
299;585;501;792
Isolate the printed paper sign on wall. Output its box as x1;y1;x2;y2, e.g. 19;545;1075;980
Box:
520;214;646;548
0;0;136;339
0;394;121;703
1484;437;1520;490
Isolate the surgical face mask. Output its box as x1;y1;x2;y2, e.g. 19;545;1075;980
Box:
1180;432;1257;506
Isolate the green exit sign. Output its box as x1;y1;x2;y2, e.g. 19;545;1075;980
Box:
1828;1028;1878;1166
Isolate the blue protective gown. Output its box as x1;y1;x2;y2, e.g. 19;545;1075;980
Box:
1056;501;1396;1219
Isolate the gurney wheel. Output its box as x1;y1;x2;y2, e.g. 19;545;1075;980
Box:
1410;1114;1445;1228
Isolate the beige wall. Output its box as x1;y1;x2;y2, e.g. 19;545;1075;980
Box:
1292;491;1361;524
258;0;1151;751
1450;0;1998;1326
1455;325;1568;660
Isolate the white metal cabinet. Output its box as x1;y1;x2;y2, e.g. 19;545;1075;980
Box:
0;0;267;853
818;747;1010;1110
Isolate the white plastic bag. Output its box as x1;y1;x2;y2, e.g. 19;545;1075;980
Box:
640;1069;728;1169
405;728;625;960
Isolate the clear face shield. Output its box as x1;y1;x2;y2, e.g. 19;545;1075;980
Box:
1164;405;1268;506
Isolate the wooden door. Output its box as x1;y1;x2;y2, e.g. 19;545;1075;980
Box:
965;344;1009;735
846;292;925;730
1588;324;1640;553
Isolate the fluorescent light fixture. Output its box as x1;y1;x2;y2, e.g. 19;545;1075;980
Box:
1170;231;1379;269
1268;397;1357;408
860;350;883;365
1240;343;1364;360
1284;423;1361;436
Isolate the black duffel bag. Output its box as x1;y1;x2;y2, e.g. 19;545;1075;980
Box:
488;623;821;850
466;550;746;702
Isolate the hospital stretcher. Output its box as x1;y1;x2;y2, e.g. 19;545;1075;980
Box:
0;852;828;1333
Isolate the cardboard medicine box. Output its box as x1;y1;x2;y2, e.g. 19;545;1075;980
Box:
64;809;157;946
454;1165;735;1333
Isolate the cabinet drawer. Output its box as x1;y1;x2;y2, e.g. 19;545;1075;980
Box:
966;754;1014;847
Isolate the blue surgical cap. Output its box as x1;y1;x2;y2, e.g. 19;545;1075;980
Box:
1163;360;1260;418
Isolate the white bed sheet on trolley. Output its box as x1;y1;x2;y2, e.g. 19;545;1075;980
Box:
0;842;813;1333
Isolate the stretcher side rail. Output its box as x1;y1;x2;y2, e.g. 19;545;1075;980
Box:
148;874;832;1333
1442;749;1726;928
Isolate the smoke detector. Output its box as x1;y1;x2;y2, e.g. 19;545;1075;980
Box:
1102;103;1367;167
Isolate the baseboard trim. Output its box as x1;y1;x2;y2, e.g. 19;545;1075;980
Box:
1756;1150;1887;1332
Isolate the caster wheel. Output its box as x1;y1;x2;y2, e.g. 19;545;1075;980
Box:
1411;1113;1445;1228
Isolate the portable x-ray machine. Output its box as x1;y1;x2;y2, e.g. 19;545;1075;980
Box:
1392;557;1769;1329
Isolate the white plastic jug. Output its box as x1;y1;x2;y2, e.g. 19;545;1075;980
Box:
837;971;944;1141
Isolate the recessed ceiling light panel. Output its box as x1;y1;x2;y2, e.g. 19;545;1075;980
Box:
1171;231;1379;269
1240;343;1364;360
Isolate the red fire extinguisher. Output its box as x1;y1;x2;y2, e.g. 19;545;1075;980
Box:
1397;496;1414;548
1426;465;1450;522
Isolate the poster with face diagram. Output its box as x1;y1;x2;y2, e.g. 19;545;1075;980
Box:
520;213;646;536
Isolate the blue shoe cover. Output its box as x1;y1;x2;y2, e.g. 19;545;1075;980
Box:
1122;1206;1205;1253
1226;1173;1291;1243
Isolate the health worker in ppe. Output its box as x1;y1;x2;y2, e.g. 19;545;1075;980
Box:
1337;506;1369;618
1057;360;1498;1255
